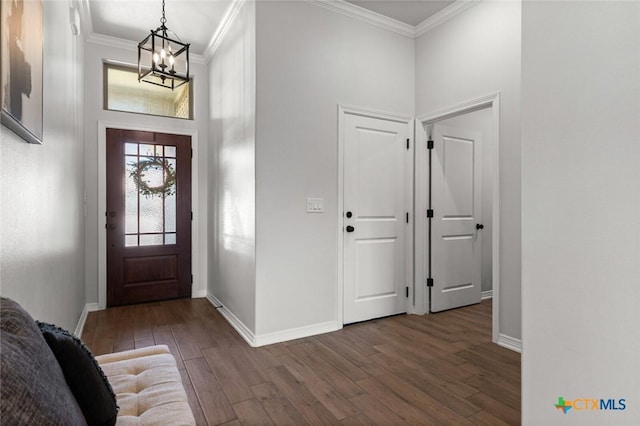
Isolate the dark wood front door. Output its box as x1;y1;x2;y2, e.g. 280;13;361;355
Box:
106;129;192;307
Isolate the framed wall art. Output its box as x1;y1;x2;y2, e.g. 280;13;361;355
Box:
1;0;43;144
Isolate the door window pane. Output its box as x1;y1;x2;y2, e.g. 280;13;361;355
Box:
125;235;138;247
165;146;176;157
125;156;139;234
165;193;176;233
140;234;163;246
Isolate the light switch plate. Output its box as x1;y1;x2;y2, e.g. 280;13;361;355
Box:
307;197;324;213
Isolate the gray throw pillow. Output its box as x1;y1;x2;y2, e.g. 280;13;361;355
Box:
0;297;87;425
37;322;118;426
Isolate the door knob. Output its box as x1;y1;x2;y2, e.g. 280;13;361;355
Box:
346;225;355;233
346;211;353;218
476;224;484;230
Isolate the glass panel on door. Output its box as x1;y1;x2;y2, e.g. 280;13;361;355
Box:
124;142;178;247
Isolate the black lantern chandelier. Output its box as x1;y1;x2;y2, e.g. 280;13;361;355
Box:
137;0;190;90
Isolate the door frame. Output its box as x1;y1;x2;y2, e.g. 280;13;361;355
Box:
415;92;501;343
97;120;200;309
337;105;414;326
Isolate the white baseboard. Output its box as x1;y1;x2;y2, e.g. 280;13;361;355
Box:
206;293;342;347
481;290;493;300
206;293;256;346
74;303;100;338
254;320;342;347
497;333;522;353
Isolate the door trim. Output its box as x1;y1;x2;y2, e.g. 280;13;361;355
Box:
337;105;414;326
97;120;201;309
415;92;501;343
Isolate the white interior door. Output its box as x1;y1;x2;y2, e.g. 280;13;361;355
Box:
343;112;411;324
430;124;482;312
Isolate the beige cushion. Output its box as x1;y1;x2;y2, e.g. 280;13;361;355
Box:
96;345;195;426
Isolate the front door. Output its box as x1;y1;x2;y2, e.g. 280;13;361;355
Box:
430;124;482;312
106;129;192;307
343;112;412;324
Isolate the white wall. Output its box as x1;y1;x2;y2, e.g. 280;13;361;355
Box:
208;0;257;333
415;0;521;339
83;41;209;307
439;108;493;293
253;1;415;337
522;2;640;423
0;1;86;331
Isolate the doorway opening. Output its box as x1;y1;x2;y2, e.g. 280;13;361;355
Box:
415;93;500;343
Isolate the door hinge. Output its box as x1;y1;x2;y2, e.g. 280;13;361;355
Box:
406;212;409;223
426;278;434;288
190;148;193;158
191;211;193;221
406;286;409;298
427;209;434;218
427;140;434;150
406;138;410;150
191;274;194;284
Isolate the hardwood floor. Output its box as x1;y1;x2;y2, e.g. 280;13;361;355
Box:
82;299;520;425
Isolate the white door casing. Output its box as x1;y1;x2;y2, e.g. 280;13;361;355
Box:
430;124;482;312
342;111;412;324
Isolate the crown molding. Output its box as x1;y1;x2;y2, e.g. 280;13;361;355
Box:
203;0;245;63
87;32;136;52
415;0;480;37
306;0;415;38
76;0;94;40
77;0;478;64
86;33;205;64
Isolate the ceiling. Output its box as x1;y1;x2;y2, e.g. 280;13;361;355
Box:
346;1;454;27
88;0;232;54
88;0;457;55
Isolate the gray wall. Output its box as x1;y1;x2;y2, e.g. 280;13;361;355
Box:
521;1;640;423
1;1;86;331
415;0;521;340
254;1;415;337
208;0;257;333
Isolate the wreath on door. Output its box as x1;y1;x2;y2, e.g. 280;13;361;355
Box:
129;158;176;198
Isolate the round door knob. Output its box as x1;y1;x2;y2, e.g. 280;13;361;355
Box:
346;211;353;218
346;225;355;233
476;224;484;230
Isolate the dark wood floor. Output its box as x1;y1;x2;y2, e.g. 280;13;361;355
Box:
82;298;520;425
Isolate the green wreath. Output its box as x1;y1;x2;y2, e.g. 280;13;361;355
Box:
129;158;176;198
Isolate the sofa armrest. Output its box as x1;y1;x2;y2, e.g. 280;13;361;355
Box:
95;345;170;364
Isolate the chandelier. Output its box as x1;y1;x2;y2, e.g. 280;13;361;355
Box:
137;0;190;90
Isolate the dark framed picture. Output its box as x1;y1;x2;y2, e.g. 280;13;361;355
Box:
1;0;43;144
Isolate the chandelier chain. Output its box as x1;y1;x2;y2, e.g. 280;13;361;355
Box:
160;0;166;25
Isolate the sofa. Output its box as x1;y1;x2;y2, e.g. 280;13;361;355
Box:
0;297;195;425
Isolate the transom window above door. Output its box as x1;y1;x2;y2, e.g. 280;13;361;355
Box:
104;63;192;120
